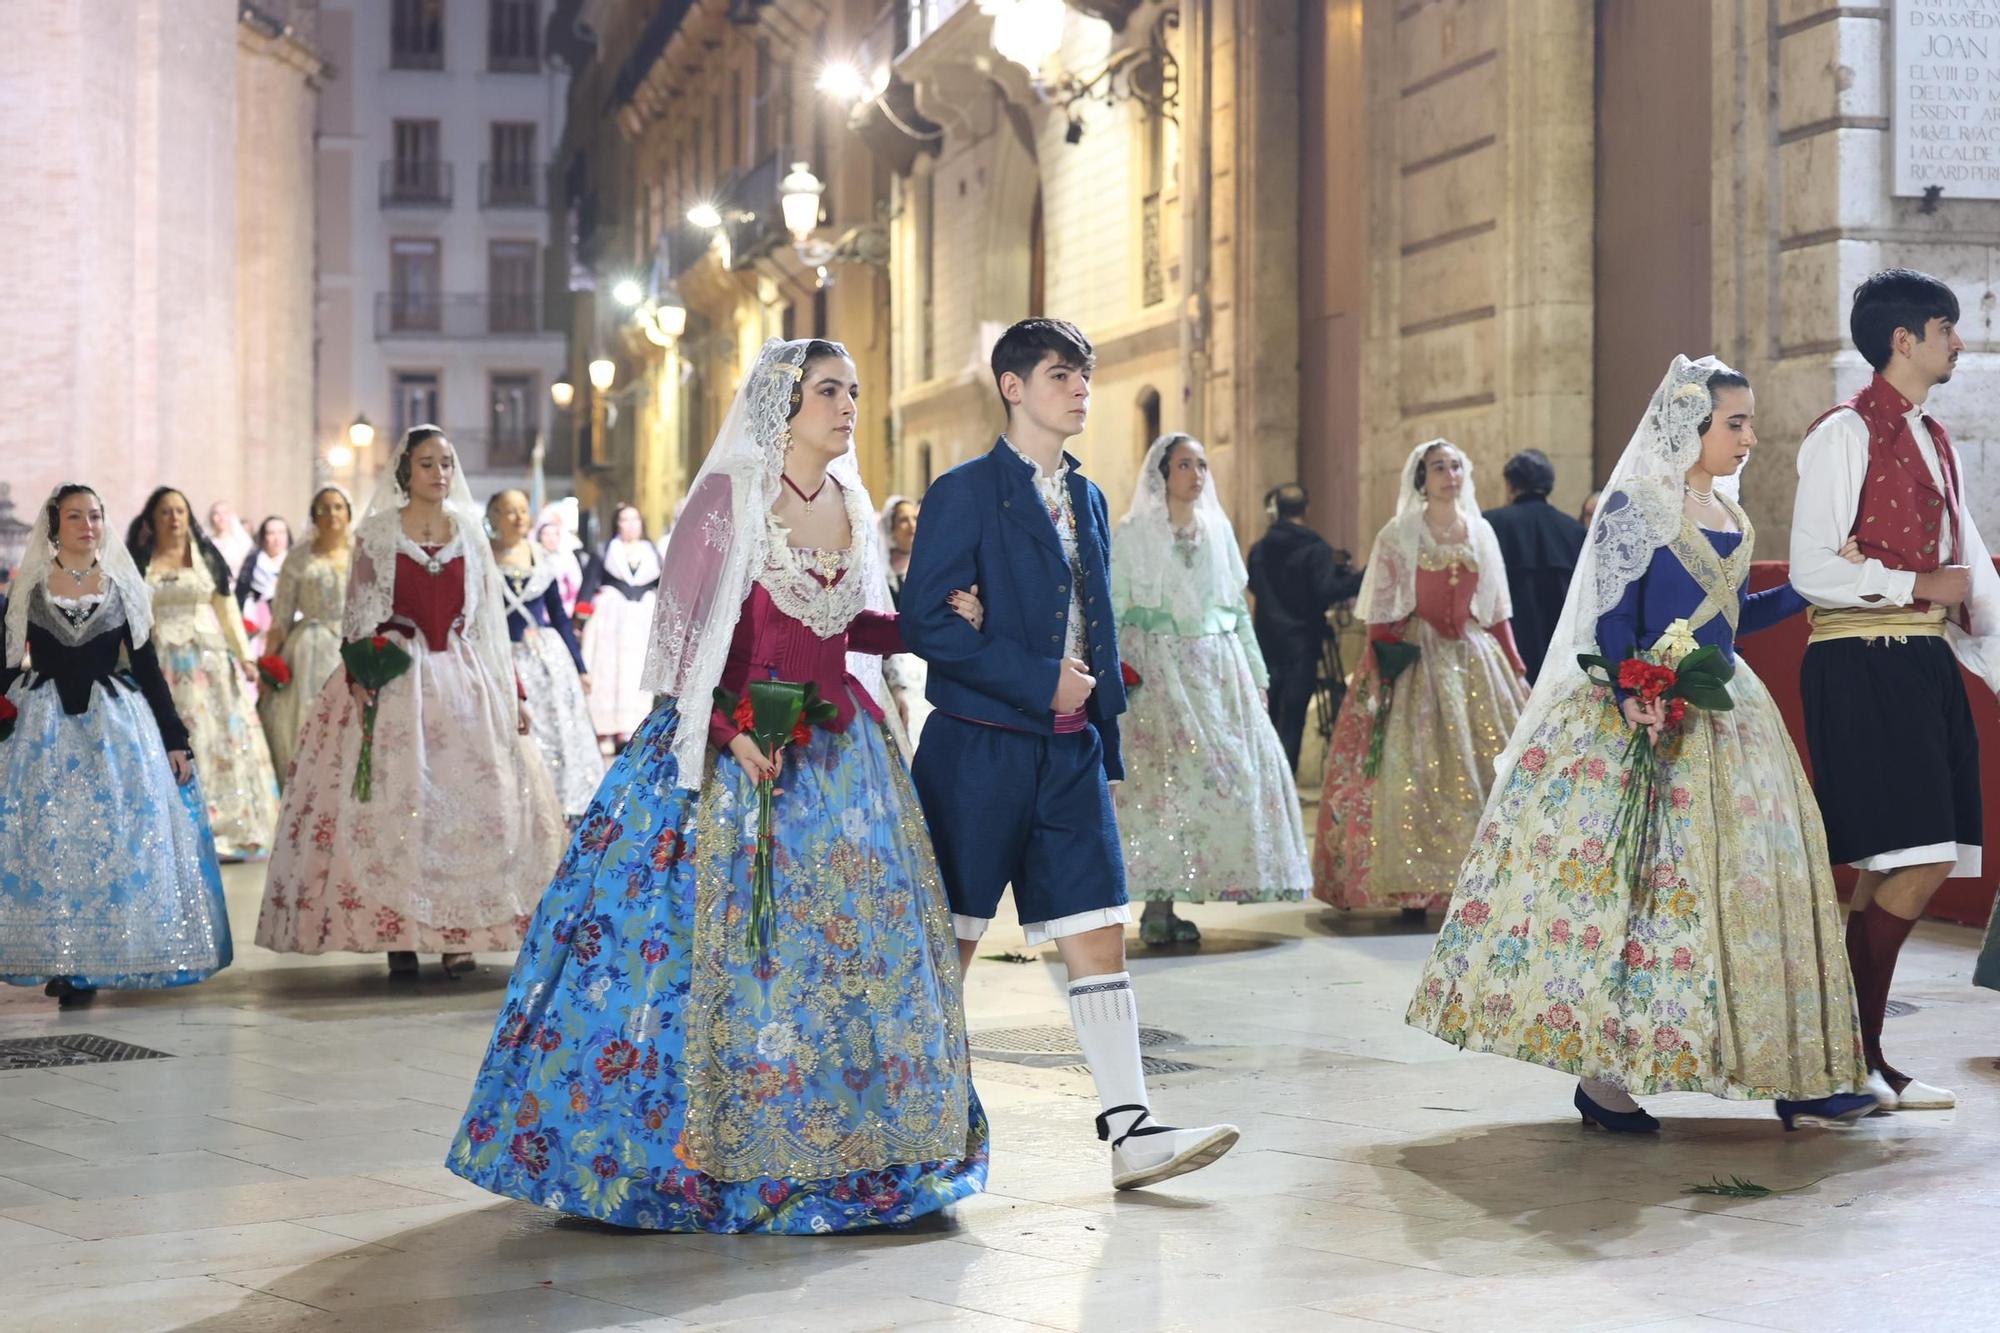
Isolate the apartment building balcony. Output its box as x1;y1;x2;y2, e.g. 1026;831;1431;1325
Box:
374;291;558;339
380;160;452;208
480;163;545;210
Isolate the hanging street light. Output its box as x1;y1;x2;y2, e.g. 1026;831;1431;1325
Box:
780;162;825;246
982;0;1068;75
347;413;376;450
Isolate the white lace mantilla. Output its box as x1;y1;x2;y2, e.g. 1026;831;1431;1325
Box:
755;484;869;639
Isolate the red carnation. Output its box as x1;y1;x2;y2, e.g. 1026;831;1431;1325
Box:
1121;662;1141;689
370;634;389;650
1664;698;1687;727
256;654;291;691
790;718;812;748
732;695;756;732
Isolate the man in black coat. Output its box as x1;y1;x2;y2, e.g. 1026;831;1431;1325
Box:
1482;449;1586;684
1246;483;1362;772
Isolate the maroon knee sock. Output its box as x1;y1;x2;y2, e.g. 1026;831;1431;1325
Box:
1848;902;1918;1085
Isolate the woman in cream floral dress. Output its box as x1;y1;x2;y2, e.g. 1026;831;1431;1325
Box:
259;486;352;782
1111;434;1310;947
1314;441;1529;916
1405;356;1877;1132
129;486;281;859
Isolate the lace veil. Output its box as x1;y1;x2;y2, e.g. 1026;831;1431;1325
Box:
640;337;904;789
342;431;515;690
1489;353;1734;783
1113;433;1249;625
6;485;154;669
1356;439;1510;629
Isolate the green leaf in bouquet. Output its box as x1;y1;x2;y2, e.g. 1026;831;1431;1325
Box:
339;636;414;690
1374;640;1422;684
746;678;808;743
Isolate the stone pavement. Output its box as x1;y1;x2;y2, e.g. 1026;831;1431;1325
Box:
1;862;1997;1332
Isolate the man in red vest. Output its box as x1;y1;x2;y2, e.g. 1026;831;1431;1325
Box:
1791;268;2000;1113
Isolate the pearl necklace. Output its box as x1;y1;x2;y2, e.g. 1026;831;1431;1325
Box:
1685;481;1717;507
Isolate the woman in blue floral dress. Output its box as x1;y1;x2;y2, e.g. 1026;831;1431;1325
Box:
448;339;989;1233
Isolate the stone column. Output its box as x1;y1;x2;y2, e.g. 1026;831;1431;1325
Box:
236;21;326;522
0;0;243;523
1355;0;1594;541
1212;0;1304;528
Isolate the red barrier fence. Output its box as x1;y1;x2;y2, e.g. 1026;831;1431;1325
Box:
1742;561;1997;927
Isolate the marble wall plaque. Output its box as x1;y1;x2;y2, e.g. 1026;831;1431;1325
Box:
1894;0;2000;198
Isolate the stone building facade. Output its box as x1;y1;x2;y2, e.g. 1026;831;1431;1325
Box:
556;0;2000;563
549;0;894;538
313;0;571;507
0;1;326;530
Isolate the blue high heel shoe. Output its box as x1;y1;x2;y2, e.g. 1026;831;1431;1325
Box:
1574;1084;1660;1134
1774;1091;1879;1131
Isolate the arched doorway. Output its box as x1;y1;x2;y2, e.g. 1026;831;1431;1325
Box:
1135;385;1161;458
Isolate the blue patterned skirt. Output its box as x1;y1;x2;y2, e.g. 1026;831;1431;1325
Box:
448;699;987;1233
0;678;232;989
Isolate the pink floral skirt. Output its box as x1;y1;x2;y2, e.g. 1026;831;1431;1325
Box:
255;632;566;954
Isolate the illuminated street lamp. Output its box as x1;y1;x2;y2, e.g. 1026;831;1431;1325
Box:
549;379;575;411
326;443;355;470
347;413;376;450
982;0;1067;74
611;277;645;307
588;358;617;392
780;161;826;244
816;60;871;105
685;202;723;230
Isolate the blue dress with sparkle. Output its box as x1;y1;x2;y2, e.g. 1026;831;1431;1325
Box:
0;581;232;989
448;525;986;1234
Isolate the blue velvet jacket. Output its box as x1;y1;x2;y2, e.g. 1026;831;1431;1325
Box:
1594;527;1806;694
901;436;1126;779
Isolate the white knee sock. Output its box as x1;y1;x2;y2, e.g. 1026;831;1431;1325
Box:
1068;972;1150;1143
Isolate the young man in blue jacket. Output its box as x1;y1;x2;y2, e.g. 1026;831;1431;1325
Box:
901;318;1238;1190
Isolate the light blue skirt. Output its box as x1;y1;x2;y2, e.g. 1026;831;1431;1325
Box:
0;677;232;989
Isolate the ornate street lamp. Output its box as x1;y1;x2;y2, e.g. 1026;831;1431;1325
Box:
347;413;376;450
981;0;1068;74
549;379;575;411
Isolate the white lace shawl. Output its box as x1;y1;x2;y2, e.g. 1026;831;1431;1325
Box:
640;337;905;789
6;487;154;669
343;500;514;691
1357;440;1510;630
1112;434;1251;628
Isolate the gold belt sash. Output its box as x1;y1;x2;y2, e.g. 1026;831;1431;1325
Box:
1806;604;1947;644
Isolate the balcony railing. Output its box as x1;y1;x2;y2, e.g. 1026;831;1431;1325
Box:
481;162;545;209
449;426;541;469
380;160;452;207
374;291;556;338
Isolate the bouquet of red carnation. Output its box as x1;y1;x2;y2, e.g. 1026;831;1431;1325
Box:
571;599;595;625
713;678;840;949
0;695;16;744
1362;639;1422;778
339;634;414;801
256;654;291;691
1577;643;1735;891
1121;661;1142;690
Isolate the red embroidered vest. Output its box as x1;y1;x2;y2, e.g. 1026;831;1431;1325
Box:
1808;374;1962;615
